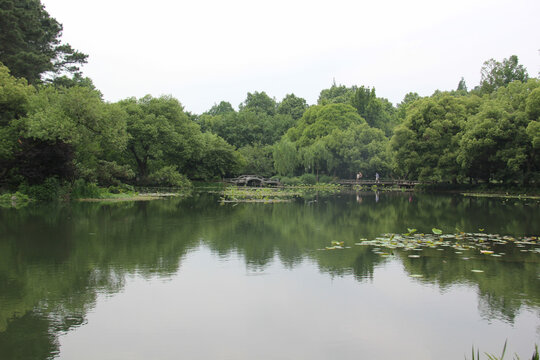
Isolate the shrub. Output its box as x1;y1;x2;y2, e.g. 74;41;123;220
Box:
107;184;135;194
148;166;191;187
96;161;135;186
318;175;334;183
280;176;301;186
70;179;101;199
300;173;317;185
0;192;31;208
19;177;62;202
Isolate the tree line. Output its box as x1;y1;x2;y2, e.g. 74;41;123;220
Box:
0;0;538;197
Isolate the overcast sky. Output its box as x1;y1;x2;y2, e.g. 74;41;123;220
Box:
41;0;539;114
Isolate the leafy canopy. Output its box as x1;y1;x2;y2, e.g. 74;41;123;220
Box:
0;0;88;84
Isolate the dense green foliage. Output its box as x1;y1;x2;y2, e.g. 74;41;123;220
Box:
0;0;88;84
0;0;537;198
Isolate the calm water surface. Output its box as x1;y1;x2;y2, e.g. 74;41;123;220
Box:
0;192;539;359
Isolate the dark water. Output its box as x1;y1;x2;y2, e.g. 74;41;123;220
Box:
0;192;539;359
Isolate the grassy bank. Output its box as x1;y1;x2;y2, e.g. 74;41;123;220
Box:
219;183;342;203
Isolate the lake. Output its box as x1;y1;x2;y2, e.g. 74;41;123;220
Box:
0;191;539;359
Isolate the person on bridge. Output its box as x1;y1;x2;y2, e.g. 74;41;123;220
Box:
356;172;363;182
375;172;380;183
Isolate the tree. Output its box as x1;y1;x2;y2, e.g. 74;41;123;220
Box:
479;55;528;94
0;64;34;168
119;95;201;183
392;94;471;181
457;77;467;92
0;0;88;84
276;103;376;176
205;101;235;116
287;103;365;147
273;138;298;176
325;123;391;178
239;91;277;116
184;132;243;180
238;144;274;177
23;85;128;182
397;92;421;121
458;80;540;184
350;86;398;135
317;82;356;105
199;98;295;149
277;93;308;121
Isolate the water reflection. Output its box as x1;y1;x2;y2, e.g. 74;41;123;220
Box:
0;192;538;359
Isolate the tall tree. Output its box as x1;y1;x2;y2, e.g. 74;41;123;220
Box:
119;95;201;183
391;94;471;181
317;83;356;105
205;101;235;116
479;55;528;94
239;91;276;116
457;77;467;92
0;64;35;184
0;0;88;84
351;86;398;135
23;85;128;182
458;80;539;184
277;93;308;121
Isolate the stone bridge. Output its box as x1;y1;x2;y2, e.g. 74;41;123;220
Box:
224;175;281;187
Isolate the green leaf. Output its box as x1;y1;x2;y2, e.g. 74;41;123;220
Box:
432;228;442;235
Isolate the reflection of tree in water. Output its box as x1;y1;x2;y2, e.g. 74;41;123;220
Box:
201;193;540;322
0;312;60;360
0;192;538;359
397;245;540;323
0;197;200;359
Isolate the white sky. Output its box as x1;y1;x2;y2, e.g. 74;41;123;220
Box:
42;0;540;114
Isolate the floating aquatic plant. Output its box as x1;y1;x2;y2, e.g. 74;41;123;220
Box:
355;230;539;258
404;228;417;236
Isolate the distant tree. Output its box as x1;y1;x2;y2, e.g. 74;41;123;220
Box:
317;82;356;105
185;132;243;180
273;138;299;176
397;92;421;120
351;86;376;117
351;86;398;135
392;94;471;181
118;95;199;183
239;91;277;116
479;55;528;94
206;101;235;116
457;77;468;92
239;144;274;177
458;80;539;184
200;95;295;149
526;87;540;121
287;103;365;147
275;103;383;177
277;93;308;121
0;0;88;84
399;92;421;107
49;73;99;91
324;123;391;178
